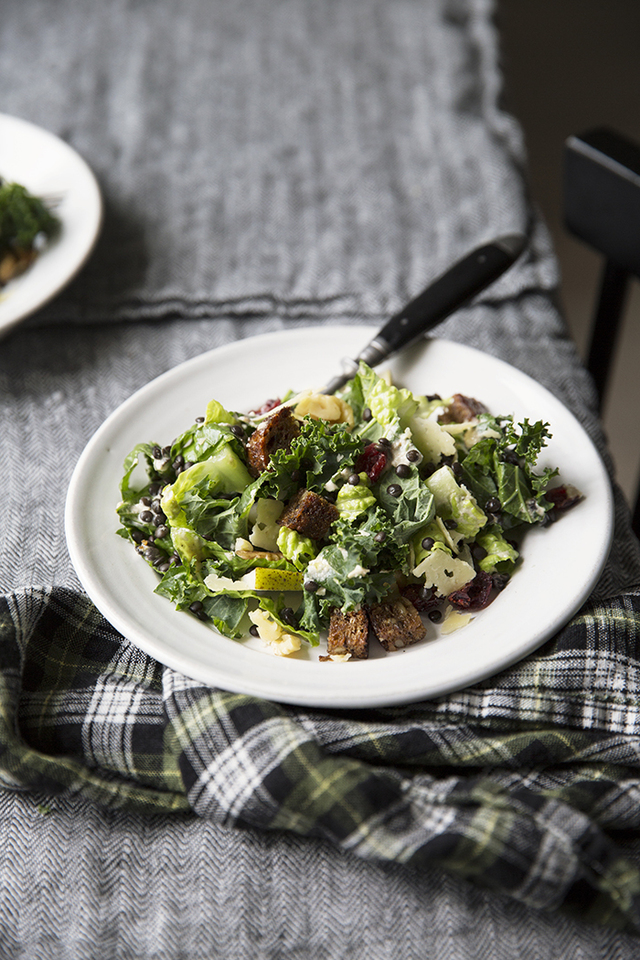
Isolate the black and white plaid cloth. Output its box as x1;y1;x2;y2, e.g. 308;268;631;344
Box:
3;0;640;956
3;558;640;933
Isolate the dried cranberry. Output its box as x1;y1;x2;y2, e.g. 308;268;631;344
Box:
401;583;440;613
250;398;281;415
354;443;388;482
447;570;494;611
544;485;582;511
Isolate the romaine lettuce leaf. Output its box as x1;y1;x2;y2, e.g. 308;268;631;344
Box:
277;527;317;570
335;478;376;520
119;442;159;500
345;362;420;429
475;524;519;574
425;465;487;539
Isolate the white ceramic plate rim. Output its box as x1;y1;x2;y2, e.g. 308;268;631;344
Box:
0;113;102;336
65;326;614;708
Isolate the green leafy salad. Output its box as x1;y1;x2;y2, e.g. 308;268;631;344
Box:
116;362;581;659
0;179;60;286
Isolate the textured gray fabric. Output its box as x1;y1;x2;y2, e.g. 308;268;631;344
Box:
2;0;640;956
2;789;640;960
3;0;554;326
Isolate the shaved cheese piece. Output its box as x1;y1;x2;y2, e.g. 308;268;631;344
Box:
248;609;302;656
412;551;475;596
440;605;473;635
250;499;284;551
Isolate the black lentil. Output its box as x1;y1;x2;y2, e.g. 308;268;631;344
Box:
471;543;487;561
421;536;435;551
387;483;402;498
395;464;411;479
281;607;298;627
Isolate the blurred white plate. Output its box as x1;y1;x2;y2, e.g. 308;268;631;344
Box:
65;327;613;708
0;113;102;336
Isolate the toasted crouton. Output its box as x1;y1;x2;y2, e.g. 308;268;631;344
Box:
279;488;339;540
327;608;369;659
246;406;301;476
368;597;426;651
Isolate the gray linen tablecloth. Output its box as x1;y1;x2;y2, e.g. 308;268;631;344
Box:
3;0;640;956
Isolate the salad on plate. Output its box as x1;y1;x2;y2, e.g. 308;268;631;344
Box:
0;177;60;287
116;362;581;660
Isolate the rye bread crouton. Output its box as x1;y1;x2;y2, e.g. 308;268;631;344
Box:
368;597;426;651
246;406;301;476
279;488;339;540
327;608;369;659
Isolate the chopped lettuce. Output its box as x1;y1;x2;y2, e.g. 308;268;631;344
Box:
425;465;486;538
475;525;519;574
277;527;317;570
335;477;376;520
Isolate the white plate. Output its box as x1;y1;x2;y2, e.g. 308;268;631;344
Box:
65;327;613;708
0;113;102;336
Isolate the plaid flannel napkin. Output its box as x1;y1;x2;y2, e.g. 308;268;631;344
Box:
3;572;640;934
